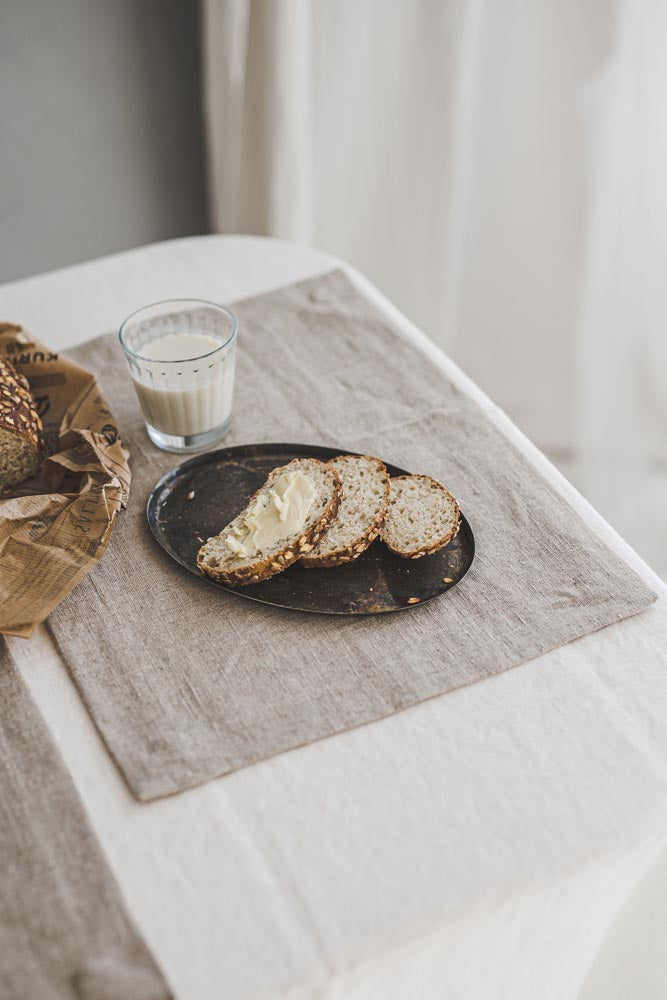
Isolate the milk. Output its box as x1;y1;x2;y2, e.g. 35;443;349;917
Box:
130;332;236;437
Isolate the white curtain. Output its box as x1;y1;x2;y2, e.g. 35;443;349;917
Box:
202;0;667;577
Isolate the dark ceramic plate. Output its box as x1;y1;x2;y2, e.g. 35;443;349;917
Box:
147;443;475;615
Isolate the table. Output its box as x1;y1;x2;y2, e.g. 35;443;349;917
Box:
4;236;667;1000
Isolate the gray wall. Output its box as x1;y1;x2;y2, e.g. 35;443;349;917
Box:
0;0;207;283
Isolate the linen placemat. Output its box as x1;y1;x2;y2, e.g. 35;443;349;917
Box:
0;641;170;999
47;270;656;800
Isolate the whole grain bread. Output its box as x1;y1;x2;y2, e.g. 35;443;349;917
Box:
381;474;460;558
197;457;342;586
301;454;389;568
0;356;44;490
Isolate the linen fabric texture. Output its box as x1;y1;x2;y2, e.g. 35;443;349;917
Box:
47;271;656;800
0;641;171;999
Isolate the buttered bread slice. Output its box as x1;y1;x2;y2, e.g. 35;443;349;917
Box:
197;457;342;586
381;474;460;558
301;454;389;568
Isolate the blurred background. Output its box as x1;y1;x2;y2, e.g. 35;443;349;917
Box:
1;0;665;576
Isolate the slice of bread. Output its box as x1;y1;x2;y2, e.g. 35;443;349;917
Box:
381;475;460;558
197;457;342;586
0;356;44;490
301;454;389;568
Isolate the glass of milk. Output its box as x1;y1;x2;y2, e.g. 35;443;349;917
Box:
119;299;237;453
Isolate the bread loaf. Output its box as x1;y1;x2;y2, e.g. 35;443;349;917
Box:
0;356;43;490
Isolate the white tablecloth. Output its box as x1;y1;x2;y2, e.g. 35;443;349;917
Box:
3;236;667;1000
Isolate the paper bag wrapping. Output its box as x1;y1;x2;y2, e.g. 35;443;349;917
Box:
0;324;130;638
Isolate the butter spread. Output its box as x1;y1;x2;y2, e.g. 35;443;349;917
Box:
225;471;316;557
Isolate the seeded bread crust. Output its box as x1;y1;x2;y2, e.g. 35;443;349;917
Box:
197;458;343;586
382;474;461;559
301;455;390;568
0;356;44;490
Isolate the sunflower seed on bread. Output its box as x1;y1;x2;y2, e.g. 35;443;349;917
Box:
197;457;342;586
0;356;44;490
381;474;460;559
301;454;389;568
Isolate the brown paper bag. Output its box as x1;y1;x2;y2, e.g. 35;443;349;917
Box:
0;324;130;638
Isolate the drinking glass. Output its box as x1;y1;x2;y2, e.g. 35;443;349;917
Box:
119;299;237;453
